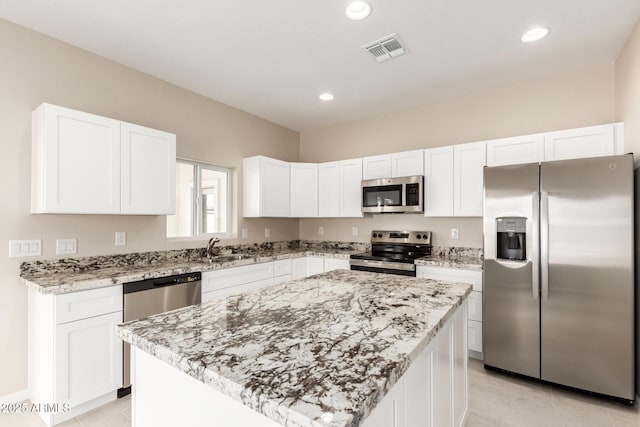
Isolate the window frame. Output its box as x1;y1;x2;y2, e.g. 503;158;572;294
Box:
167;158;233;240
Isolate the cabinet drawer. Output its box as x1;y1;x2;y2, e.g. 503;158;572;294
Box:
55;286;123;324
274;259;292;277
418;266;482;291
468;320;483;353
202;262;274;293
324;258;350;272
468;291;482;322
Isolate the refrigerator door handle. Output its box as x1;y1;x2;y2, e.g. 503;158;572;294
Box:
531;192;540;299
541;191;549;300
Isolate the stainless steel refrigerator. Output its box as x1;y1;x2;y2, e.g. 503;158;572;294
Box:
483;154;635;403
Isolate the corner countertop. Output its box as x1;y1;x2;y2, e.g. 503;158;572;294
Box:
415;255;483;271
20;248;361;295
117;269;472;427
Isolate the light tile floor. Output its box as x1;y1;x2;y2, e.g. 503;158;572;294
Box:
1;361;638;426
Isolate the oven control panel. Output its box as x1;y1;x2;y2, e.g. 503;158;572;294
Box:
371;230;432;245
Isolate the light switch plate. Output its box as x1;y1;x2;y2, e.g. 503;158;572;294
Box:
241;228;248;239
264;228;271;238
115;232;126;246
318;226;324;236
56;239;77;255
451;228;459;240
9;239;42;258
352;227;358;237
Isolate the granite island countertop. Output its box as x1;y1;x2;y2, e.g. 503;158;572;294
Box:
20;246;362;295
117;269;472;427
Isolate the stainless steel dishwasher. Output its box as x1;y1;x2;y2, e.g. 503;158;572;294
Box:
118;272;201;397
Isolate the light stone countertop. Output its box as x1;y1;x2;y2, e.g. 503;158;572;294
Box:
414;255;483;271
20;248;361;295
117;269;472;427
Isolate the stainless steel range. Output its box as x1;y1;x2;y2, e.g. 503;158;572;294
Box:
349;230;432;276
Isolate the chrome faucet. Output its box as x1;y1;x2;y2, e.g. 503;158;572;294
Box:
206;237;221;261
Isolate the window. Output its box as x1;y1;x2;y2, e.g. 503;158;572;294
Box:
166;160;231;238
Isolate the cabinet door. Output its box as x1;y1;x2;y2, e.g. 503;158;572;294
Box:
452;304;468;427
391;150;424;177
55;311;122;407
468;320;483;353
291;257;308;280
453;141;486;217
486;134;544;167
307;257;324;276
340;159;364;217
290;163;318;217
324;258;350;272
34;103;121;214
361;378;405;427
424;147;454;217
468;291;482;322
405;341;434;427
318;162;341;217
202;262;274;293
434;321;452;427
362;154;392;180
543;124;616;162
121;122;176;214
261;157;290;217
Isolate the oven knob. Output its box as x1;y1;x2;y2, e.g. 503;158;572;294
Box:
422;234;429;240
416;234;421;239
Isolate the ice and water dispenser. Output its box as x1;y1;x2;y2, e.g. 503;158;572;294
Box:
496;217;526;261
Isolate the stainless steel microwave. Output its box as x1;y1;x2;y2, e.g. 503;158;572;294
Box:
361;175;424;213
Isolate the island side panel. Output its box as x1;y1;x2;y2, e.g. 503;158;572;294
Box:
131;348;282;427
361;299;468;427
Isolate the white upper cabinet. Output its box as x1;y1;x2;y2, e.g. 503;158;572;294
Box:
318;158;363;218
391;150;424;177
363;151;424;180
424;146;454;217
32;103;121;214
453;141;486;217
243;155;290;217
121;122;176;215
31;103;176;215
543;123;622;162
290;163;318;217
340;158;364;217
486;134;544;167
362;154;392;180
318;161;341;217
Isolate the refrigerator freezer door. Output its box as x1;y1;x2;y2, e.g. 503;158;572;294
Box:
483;163;540;378
540;154;634;400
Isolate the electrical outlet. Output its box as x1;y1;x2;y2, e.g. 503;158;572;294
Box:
318;226;324;236
264;228;271;238
241;228;248;239
352;227;358;237
451;228;459;240
56;239;77;255
115;232;126;246
9;239;42;258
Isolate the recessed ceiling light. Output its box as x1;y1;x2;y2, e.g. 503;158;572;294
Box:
521;27;550;43
319;93;334;102
345;1;372;21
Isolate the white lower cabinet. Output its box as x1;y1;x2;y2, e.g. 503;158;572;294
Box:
362;301;468;427
292;257;308;280
307;256;325;276
201;262;274;302
323;258;350;272
29;286;123;426
417;266;483;359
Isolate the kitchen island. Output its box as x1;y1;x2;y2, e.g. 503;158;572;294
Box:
117;269;471;427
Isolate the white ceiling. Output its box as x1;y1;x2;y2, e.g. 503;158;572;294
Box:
1;0;639;131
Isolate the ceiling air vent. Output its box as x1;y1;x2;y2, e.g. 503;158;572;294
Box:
363;33;408;63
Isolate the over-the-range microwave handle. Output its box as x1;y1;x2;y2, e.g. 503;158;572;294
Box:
532;192;540;300
540;191;550;300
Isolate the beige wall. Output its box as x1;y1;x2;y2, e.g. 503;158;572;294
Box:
299;63;617;247
616;20;640;165
0;19;299;397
